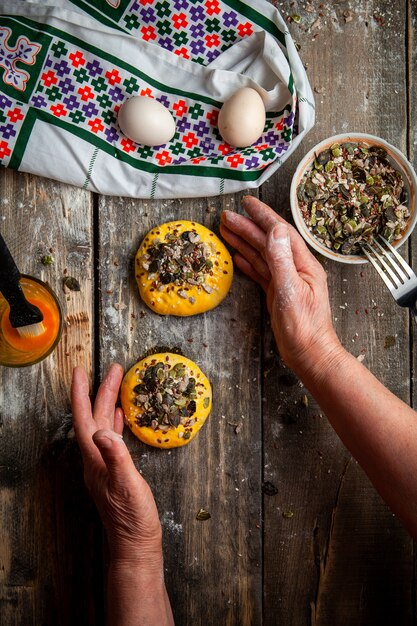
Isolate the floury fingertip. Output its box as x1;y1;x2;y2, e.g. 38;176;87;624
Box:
221;210;237;223
94;430;126;448
241;195;254;208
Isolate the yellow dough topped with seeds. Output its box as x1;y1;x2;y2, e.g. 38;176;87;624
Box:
135;220;233;316
121;353;212;449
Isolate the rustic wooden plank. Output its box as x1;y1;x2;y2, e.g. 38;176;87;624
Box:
408;0;417;619
0;169;99;625
1;1;414;623
97;192;263;626
262;1;414;624
409;1;417;380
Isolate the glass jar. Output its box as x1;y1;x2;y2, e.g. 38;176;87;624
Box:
0;275;63;367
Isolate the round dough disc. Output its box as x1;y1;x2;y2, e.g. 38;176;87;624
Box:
135;220;233;316
121;352;212;449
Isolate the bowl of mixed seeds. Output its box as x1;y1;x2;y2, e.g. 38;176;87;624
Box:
290;133;417;263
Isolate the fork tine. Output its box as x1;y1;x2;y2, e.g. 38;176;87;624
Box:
378;235;415;279
361;243;400;291
371;238;408;284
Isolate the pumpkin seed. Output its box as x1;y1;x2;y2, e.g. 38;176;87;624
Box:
305;180;318;198
41;254;54;266
262;481;278;496
63;276;80;292
196;508;211;521
149;259;160;273
316;149;332;165
187;400;197;415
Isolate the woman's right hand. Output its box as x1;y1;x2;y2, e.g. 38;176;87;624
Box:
71;364;163;569
72;364;175;625
220;196;345;379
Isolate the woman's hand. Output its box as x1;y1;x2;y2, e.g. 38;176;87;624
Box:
71;364;162;570
72;364;174;625
220;196;345;379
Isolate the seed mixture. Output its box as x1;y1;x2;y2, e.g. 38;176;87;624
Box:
133;360;208;437
297;142;410;255
140;228;215;302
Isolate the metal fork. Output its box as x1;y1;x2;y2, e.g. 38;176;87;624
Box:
360;236;417;323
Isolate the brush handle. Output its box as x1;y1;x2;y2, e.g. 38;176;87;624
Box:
0;232;43;327
0;231;23;302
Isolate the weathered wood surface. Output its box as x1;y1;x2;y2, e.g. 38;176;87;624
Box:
263;1;414;625
97;193;263;626
0;1;416;625
0;170;99;625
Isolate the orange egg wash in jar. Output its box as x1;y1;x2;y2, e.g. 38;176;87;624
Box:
0;275;63;367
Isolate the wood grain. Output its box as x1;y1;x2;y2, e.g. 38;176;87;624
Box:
0;170;99;626
261;1;414;624
97;193;263;626
1;1;416;624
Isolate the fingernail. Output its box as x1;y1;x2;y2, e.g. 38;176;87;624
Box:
105;431;125;443
222;210;237;224
241;195;251;208
94;431;125;448
272;223;289;241
96;435;113;450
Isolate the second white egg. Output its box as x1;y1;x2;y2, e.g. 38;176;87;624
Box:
118;96;176;147
218;87;266;148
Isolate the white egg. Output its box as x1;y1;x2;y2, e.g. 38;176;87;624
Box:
218;87;266;148
118;96;176;146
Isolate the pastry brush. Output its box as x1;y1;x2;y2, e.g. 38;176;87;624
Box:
0;232;45;338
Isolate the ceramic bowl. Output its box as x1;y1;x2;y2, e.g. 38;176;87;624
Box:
289;133;417;264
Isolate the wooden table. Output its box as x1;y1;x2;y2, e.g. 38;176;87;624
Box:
0;1;416;624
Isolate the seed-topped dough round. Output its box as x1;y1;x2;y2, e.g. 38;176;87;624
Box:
135;220;233;316
121;353;212;449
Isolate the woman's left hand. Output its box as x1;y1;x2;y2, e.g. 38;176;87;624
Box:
220;196;342;379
